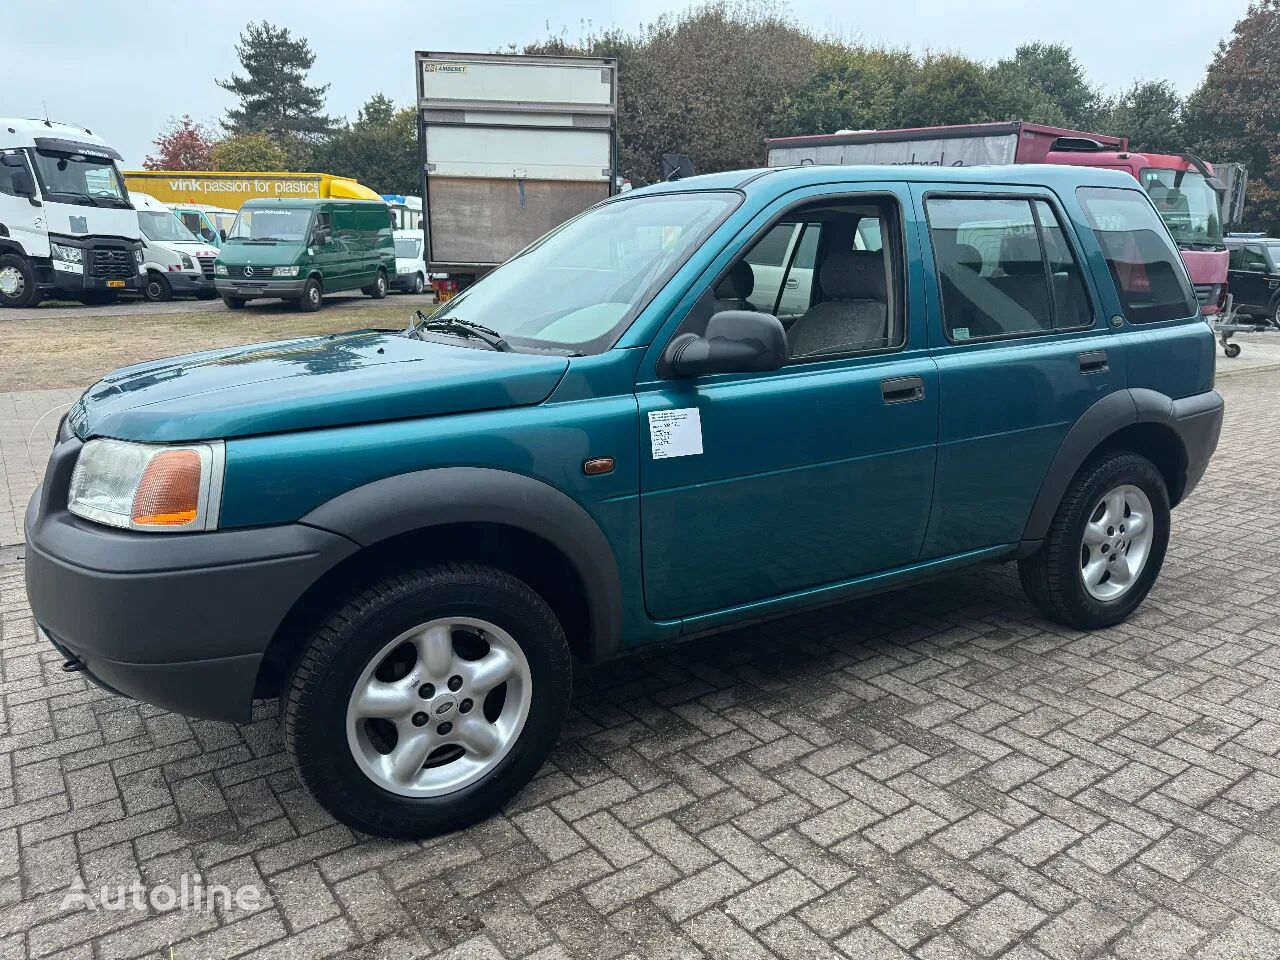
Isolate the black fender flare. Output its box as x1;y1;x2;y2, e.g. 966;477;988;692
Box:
1020;388;1184;543
0;237;27;257
300;466;623;660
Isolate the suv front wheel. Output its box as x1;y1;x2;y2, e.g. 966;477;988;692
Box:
1019;452;1170;630
283;563;572;838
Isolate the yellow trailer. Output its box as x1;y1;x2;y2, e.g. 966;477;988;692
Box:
121;170;382;211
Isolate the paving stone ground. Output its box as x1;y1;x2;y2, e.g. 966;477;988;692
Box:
2;369;1280;959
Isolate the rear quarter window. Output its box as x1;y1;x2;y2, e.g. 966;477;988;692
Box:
1076;186;1198;324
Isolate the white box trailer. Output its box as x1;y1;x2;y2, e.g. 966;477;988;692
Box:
415;51;618;284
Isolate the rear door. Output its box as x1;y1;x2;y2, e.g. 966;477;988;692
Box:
1235;244;1276;315
915;184;1123;558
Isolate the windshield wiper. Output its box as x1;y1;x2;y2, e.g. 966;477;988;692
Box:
47;190;100;206
409;311;510;352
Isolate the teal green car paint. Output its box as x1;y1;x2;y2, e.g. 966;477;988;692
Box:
27;162;1224;835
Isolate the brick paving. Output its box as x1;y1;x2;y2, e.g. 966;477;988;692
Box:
0;389;80;547
1;369;1279;959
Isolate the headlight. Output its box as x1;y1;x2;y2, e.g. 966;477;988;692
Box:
68;438;224;532
50;243;83;263
272;265;300;277
133;249;144;265
180;252;194;270
215;263;228;276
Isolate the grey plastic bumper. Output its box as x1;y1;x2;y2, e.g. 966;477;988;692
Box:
1170;389;1225;502
215;278;307;299
24;434;356;722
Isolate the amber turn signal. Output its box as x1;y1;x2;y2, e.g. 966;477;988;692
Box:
583;457;615;476
131;449;203;526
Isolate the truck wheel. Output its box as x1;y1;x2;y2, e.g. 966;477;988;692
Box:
1019;452;1170;630
297;278;323;312
283;563;572;838
365;269;388;300
0;254;40;308
142;272;172;303
1270;298;1280;330
412;273;425;295
222;295;247;310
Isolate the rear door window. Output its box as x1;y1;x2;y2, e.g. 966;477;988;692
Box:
1076;186;1198;324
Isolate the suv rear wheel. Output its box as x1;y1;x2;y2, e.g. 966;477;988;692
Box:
1019;452;1170;629
283;563;572;838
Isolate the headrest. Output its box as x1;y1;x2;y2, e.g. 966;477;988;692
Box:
1000;234;1044;276
954;243;983;272
820;250;886;301
716;260;755;300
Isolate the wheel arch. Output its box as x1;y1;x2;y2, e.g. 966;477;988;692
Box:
254;467;623;698
0;237;28;257
1021;388;1191;544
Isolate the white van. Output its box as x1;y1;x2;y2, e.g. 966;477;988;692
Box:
132;192;218;301
391;229;427;294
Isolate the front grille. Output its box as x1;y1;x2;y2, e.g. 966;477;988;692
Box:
1193;283;1218;306
89;248;135;281
229;265;270;279
196;255;216;278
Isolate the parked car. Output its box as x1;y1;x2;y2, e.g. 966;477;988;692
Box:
131;192;218;301
1225;236;1280;327
171;203;237;248
25;163;1222;838
214;198;395;311
391;229;427;294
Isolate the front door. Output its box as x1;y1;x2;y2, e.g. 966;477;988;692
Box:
636;184;939;622
1230;244;1278;315
914;186;1123;558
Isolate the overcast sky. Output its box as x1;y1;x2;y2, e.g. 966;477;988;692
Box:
6;0;1250;168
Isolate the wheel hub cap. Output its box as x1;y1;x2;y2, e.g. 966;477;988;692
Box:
345;616;532;798
0;266;22;296
1080;484;1154;601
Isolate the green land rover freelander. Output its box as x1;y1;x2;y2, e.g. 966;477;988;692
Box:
26;164;1224;838
214;198;396;311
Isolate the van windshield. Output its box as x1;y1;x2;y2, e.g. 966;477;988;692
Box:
228;207;312;243
1140;169;1224;250
139;211;199;243
420;191;740;354
394;237;422;259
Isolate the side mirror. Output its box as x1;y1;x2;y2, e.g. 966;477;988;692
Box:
665;310;788;378
219;229;228;242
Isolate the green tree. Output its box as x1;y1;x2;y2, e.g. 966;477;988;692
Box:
1100;81;1185;153
218;21;333;140
990;43;1101;128
309;94;419;194
211;131;290;172
773;44;919;137
1184;0;1280;231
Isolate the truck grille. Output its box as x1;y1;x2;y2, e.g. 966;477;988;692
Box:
89;248;135;281
1193;283;1219;307
196;255;216;278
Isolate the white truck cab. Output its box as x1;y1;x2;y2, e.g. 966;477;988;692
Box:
131;192;218;301
391;229;427;294
0;118;143;307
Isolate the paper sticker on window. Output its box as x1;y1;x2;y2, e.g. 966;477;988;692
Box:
648;408;703;460
953;327;970;341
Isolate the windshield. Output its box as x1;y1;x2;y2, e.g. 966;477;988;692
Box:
228;207;312;242
1140;168;1223;248
30;149;129;206
421;191;739;353
395;237;422;259
139;211;199;244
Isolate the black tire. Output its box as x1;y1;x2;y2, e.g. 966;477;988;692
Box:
222;295;247;310
283;563;572;838
297;277;323;312
76;290;119;306
0;253;41;308
1270;297;1280;330
142;271;172;303
195;290;219;301
1019;452;1170;630
412;273;425;295
366;269;388;299
1224;341;1242;359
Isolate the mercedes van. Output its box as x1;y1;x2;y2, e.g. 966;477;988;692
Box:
214;198;395;311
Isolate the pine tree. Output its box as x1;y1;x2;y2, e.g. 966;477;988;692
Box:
217;21;333;140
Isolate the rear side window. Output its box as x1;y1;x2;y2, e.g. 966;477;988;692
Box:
926;196;1093;341
1077;186;1197;324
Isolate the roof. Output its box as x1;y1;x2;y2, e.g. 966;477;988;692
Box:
240;197;386;208
765;121;1124;149
0;118;120;158
629;162;1140;199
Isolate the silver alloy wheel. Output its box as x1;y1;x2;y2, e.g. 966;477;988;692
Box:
0;265;23;297
345;617;532;798
308;284;321;307
414;273;424;294
1080;484;1154;601
377;273;386;295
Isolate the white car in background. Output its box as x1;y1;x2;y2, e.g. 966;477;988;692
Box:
391;230;427;295
132;192;218;301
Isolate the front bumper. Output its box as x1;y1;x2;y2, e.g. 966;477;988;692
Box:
390;273;419;291
215;278;306;300
24;428;356;723
168;271;214;294
37;262;142;294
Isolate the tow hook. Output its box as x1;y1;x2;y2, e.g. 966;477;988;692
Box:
61;656;86;673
